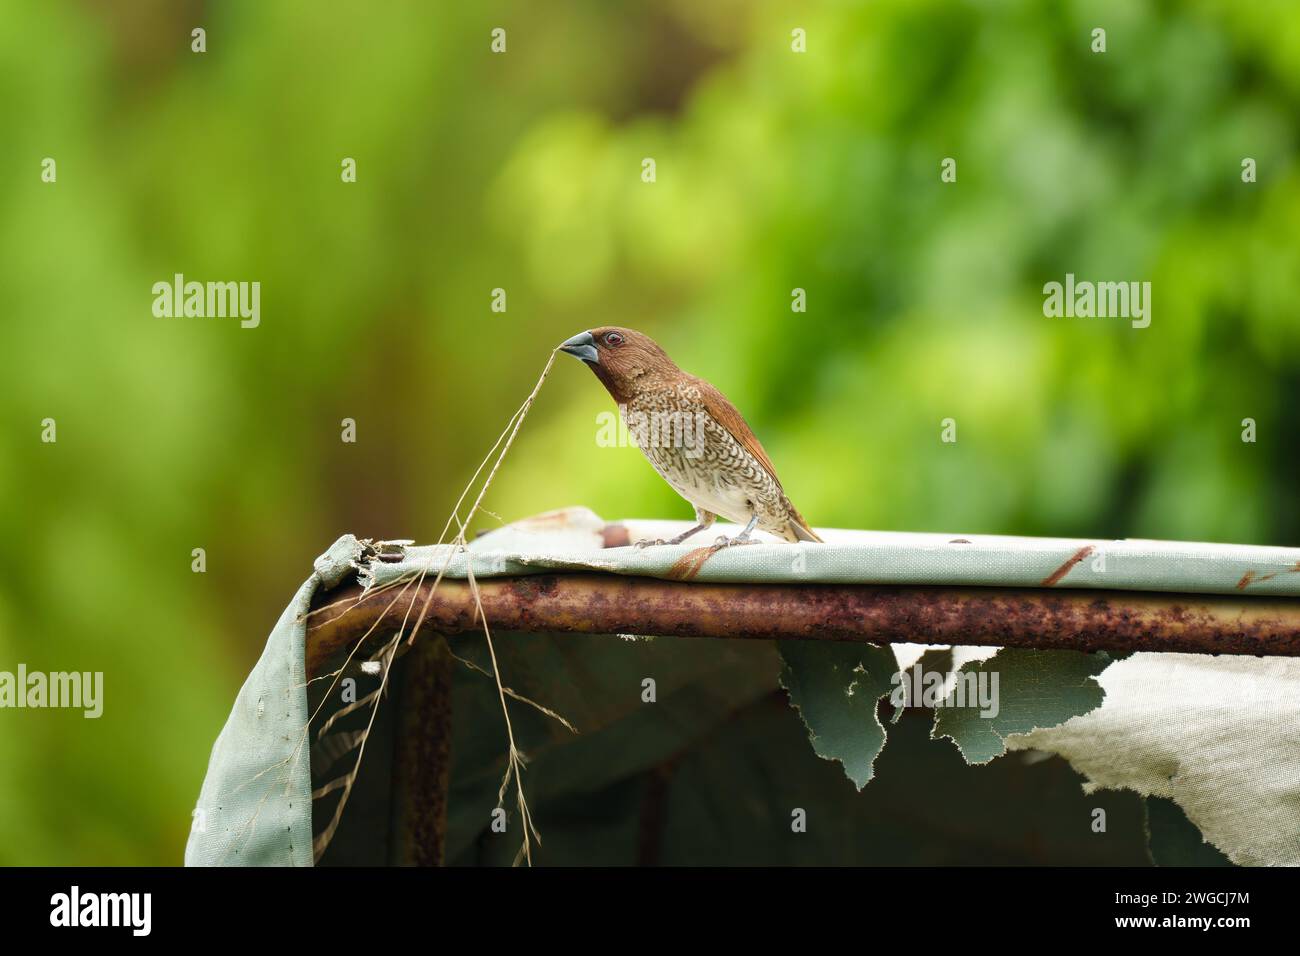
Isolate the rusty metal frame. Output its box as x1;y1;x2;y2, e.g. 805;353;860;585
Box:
387;636;453;866
304;571;1300;865
307;573;1300;671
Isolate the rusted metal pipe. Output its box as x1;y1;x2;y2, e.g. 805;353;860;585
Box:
305;573;1300;673
387;635;453;866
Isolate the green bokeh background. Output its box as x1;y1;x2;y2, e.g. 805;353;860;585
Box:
1;0;1296;864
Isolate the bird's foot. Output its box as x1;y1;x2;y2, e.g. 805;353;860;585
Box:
710;534;759;550
633;538;669;549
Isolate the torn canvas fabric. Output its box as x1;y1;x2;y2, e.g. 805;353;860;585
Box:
186;507;1300;866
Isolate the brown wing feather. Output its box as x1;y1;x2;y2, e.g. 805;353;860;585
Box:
690;376;782;482
691;376;823;543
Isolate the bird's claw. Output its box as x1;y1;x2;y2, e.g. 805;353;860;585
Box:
710;535;758;550
634;538;668;549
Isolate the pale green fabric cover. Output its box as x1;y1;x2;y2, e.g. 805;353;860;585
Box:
369;509;1300;596
184;535;367;866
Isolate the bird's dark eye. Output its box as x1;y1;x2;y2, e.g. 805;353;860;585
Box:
604;331;624;347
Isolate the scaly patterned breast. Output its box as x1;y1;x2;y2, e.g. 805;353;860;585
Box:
625;385;786;528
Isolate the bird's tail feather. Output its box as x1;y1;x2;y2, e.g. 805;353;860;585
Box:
787;510;823;543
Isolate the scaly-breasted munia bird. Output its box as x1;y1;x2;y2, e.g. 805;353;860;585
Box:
560;327;822;546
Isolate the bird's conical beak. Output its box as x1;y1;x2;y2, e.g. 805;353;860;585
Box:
559;331;599;364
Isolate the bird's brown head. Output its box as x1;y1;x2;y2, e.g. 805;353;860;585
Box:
558;327;679;402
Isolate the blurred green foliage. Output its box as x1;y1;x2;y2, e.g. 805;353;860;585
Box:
1;0;1296;863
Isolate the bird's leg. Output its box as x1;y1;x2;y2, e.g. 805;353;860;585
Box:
635;511;715;548
666;510;717;545
712;514;760;549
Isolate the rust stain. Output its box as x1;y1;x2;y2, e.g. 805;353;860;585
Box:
1042;545;1095;587
1239;561;1300;588
510;576;559;599
668;546;717;581
601;523;631;548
